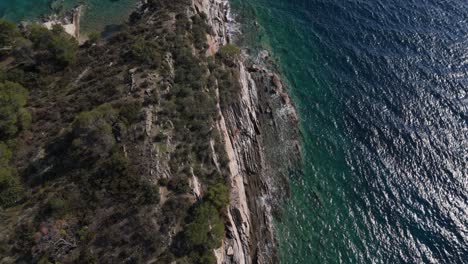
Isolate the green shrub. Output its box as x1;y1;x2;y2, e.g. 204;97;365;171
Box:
158;251;175;263
191;15;209;51
146;0;191;13
0;81;29;139
217;44;240;64
199;251;216;264
130;37;146;59
87;32;101;44
140;182;160;204
47;31;79;66
0;81;28;107
130;37;162;67
168;176;190;194
105;146;130;176
185;203;224;249
215;67;241;109
37;255;53;264
41;197;70;219
77;226;95;242
71;104;117;159
27;24;53;49
189;250;216;264
158;178;169;186
90;145;142;198
0;19;20;47
205;183;229;211
26;23;78;66
0;167;22;208
78;248;97;264
73;104;117;132
17;108;32;131
119;100;142;124
0;142;12;166
0;81;26;207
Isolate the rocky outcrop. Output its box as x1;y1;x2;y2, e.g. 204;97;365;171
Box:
194;0;302;263
193;0;229;55
43;5;82;39
214;56;301;264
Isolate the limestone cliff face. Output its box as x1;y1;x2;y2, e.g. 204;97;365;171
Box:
194;1;302;263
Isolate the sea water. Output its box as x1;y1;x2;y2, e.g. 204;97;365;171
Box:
230;0;467;263
0;0;138;33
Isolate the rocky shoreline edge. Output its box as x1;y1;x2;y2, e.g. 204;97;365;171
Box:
194;0;302;263
42;5;82;40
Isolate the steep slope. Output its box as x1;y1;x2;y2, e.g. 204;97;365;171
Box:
0;0;301;263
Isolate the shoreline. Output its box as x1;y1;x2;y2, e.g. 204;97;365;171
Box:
42;5;82;41
195;0;302;262
35;1;140;43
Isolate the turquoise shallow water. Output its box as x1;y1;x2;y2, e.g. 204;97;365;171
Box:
231;0;467;263
0;0;51;22
0;0;138;33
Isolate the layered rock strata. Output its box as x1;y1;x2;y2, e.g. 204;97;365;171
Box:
193;0;302;263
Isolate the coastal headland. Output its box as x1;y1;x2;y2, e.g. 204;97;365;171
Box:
0;0;301;262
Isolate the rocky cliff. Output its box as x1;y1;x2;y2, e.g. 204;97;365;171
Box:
0;0;300;263
194;0;302;263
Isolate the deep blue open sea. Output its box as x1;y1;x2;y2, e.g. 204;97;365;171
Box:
2;0;467;263
231;0;467;263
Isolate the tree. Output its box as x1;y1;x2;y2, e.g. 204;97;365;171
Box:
0;19;20;47
47;32;79;66
189;250;216;264
130;37;162;67
140;183;160;204
168;176;190;194
71;104;117;159
0;142;12;166
119;100;142;125
0;166;22;208
27;23;53;49
17;108;32;131
0;81;29;139
0;140;22;208
205;183;229;211
26;23;79;66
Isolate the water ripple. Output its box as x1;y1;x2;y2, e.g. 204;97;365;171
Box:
232;0;468;262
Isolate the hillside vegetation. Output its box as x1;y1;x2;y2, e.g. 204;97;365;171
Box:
0;0;242;263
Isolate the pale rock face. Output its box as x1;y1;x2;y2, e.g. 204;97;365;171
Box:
215;103;250;264
145;108;153;136
43;21;76;37
190;170;203;199
43;6;82;39
192;0;302;263
193;0;229;55
227;246;234;256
